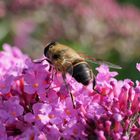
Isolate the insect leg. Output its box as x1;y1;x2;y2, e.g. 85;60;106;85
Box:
46;67;56;90
33;58;52;64
62;73;76;109
93;78;96;90
92;74;100;94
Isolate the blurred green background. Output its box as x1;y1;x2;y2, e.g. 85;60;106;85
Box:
0;0;139;80
118;0;140;8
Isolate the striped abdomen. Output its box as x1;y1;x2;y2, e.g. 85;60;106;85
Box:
70;62;93;85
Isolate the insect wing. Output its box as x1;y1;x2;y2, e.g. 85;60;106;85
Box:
86;58;122;69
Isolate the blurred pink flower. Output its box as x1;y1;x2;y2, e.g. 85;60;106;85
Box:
136;63;140;72
0;1;6;17
1;0;140;60
0;43;28;76
0;44;139;139
14;19;37;48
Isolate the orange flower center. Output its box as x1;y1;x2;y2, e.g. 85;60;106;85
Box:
48;114;55;119
65;108;71;116
33;83;39;88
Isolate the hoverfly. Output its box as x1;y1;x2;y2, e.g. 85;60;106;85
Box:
42;41;121;108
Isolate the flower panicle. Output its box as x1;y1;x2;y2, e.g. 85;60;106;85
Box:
0;44;139;140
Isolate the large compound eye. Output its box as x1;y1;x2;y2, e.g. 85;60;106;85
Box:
44;41;56;57
52;54;60;60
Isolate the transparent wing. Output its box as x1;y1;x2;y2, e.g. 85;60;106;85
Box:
79;53;122;69
86;58;122;69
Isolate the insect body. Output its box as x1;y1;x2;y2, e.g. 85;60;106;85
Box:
44;41;121;108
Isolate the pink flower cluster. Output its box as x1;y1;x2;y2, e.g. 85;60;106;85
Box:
0;44;139;140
